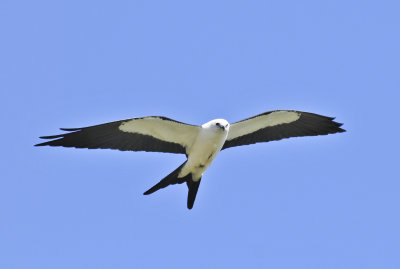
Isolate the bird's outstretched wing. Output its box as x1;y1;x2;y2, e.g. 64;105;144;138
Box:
35;116;200;155
222;110;345;150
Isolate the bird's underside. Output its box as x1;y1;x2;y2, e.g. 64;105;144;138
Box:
35;110;345;209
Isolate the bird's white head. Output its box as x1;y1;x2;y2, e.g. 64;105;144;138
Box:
202;119;230;132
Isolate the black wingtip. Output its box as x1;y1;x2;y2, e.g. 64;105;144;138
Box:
35;133;66;146
143;189;154;195
333;121;346;133
36;128;80;143
34;140;53;147
60;127;81;131
39;134;65;139
38;128;80;140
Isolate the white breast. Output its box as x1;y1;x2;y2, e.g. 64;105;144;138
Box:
178;123;229;180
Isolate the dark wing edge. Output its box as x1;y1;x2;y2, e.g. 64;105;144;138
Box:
35;117;187;154
222;111;346;150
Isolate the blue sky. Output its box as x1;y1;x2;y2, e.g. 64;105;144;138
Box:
1;0;399;268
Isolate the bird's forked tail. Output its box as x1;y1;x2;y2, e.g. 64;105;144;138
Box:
143;161;202;209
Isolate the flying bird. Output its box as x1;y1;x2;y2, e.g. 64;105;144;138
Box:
35;110;345;209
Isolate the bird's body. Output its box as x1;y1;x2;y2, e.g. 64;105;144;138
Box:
180;119;229;181
36;110;345;209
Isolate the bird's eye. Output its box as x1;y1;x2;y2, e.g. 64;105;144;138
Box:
216;122;220;126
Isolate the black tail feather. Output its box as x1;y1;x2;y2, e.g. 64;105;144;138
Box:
187;178;202;209
143;162;188;195
143;161;202;209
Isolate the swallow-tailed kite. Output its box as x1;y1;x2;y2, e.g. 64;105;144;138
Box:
35;110;345;209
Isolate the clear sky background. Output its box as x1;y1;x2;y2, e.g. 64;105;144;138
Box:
1;1;399;268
